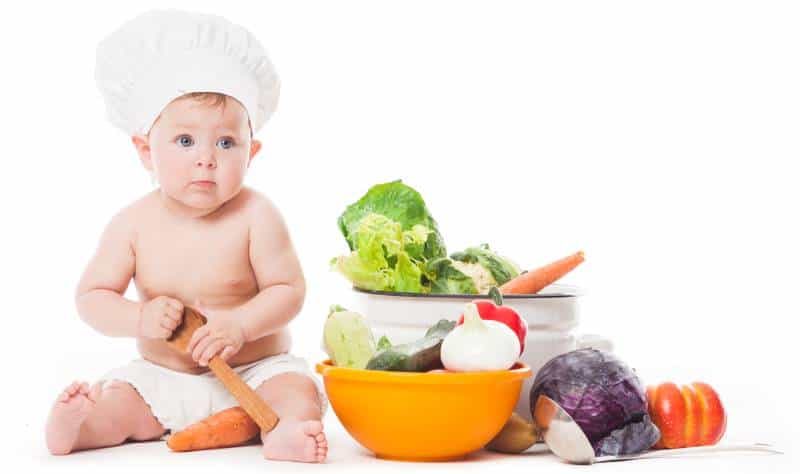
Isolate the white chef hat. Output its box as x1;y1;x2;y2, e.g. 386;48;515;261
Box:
95;9;280;136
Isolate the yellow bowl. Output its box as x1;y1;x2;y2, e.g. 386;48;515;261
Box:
316;360;532;462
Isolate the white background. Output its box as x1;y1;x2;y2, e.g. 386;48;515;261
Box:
1;1;797;472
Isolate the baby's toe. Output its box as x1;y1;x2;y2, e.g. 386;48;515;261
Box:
59;382;82;401
314;431;328;462
316;445;328;462
303;435;319;461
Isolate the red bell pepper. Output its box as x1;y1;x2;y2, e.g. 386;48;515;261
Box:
457;287;527;355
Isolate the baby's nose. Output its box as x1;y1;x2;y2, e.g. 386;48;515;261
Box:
195;157;217;169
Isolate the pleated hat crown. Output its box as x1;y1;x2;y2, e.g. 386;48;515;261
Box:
95;9;280;135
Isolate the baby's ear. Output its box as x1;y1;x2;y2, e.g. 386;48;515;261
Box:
248;139;262;166
131;135;153;171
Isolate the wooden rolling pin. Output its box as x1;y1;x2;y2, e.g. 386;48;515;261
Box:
167;307;279;433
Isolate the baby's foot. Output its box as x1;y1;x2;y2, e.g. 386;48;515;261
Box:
45;381;101;455
262;419;327;463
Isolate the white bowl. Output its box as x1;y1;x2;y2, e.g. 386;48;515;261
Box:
350;284;612;421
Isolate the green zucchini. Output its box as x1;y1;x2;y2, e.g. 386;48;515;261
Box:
365;319;456;372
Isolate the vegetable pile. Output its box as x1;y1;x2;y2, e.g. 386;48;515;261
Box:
331;180;525;294
322;298;525;374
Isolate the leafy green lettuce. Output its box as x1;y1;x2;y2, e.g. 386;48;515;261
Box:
332;181;519;295
338;180;446;260
332;213;430;292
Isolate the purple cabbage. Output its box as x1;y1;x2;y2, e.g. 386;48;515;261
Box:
529;348;660;456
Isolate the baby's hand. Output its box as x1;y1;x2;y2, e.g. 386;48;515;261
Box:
186;304;246;366
138;296;184;339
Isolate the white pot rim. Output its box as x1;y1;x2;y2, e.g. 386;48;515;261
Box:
352;283;583;299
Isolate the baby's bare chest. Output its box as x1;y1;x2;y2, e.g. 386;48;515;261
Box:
132;220;259;305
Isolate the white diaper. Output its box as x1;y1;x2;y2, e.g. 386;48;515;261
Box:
99;353;327;436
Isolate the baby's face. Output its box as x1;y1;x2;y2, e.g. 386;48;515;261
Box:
135;96;261;213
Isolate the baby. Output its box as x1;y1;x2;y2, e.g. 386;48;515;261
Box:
45;10;327;463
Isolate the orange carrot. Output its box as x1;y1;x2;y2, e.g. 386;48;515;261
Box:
500;251;585;294
167;406;260;452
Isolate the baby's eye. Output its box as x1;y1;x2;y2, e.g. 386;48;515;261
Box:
217;137;236;149
176;135;194;147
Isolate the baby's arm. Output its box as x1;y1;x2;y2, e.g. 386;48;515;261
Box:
236;199;306;342
74;210;142;337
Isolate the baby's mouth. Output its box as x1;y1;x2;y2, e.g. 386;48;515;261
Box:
191;180;216;188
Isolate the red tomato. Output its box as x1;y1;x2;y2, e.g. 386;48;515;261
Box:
646;382;727;449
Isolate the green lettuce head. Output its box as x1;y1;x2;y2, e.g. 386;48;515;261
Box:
337;180;446;260
332;213;429;293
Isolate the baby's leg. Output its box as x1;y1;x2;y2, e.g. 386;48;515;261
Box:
46;380;165;455
256;373;327;463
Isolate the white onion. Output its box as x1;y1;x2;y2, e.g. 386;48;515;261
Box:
441;303;520;372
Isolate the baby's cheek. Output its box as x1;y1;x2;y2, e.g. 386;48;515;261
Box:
218;165;248;191
154;155;191;185
163;171;191;192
